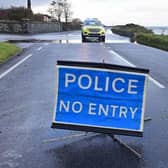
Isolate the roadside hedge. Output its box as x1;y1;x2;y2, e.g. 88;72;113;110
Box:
111;28;134;38
136;34;168;51
111;23;168;51
111;23;153;38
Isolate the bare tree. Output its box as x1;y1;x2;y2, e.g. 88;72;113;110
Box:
48;0;64;22
63;0;73;23
48;0;72;23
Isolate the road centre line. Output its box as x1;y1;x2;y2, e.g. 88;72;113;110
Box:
109;50;165;89
37;46;43;51
0;54;32;80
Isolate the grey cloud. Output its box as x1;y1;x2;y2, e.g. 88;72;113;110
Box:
0;0;51;8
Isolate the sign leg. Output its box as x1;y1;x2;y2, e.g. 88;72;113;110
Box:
43;132;97;143
144;117;152;122
109;135;142;159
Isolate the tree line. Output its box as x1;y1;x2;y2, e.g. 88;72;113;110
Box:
48;0;72;23
0;0;81;25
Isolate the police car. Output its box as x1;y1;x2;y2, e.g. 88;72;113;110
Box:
81;18;106;42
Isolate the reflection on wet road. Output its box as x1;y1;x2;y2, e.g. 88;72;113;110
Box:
3;29;130;44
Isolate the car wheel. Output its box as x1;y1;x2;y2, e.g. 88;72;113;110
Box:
82;35;86;42
101;36;105;42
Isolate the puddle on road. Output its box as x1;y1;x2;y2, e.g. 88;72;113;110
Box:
8;39;130;44
51;39;130;44
8;39;82;44
52;39;82;44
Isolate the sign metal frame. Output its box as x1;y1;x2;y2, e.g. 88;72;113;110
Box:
52;61;149;137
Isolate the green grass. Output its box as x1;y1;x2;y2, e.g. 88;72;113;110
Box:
136;34;168;51
111;23;153;38
111;23;168;51
0;42;21;64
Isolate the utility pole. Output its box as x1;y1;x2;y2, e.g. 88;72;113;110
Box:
27;0;31;10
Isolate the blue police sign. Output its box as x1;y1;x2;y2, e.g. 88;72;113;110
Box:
52;61;149;137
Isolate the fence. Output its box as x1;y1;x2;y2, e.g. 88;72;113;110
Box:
0;20;62;34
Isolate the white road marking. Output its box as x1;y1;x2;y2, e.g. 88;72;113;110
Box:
37;46;43;51
106;40;130;43
109;50;165;89
148;76;165;89
109;50;136;67
0;54;32;80
44;43;49;46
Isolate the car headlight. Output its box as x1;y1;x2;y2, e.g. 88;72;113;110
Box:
100;29;105;35
82;28;89;34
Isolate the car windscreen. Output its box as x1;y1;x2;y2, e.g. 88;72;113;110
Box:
84;20;102;26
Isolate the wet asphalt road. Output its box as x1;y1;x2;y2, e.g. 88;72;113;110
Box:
0;30;168;168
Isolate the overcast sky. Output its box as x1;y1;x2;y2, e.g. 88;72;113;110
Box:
1;0;168;26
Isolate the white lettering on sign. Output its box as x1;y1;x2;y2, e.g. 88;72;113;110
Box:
95;76;103;91
72;101;83;113
88;103;97;115
59;100;70;112
65;73;76;87
98;104;109;116
112;78;125;93
111;105;119;117
64;73;139;94
105;77;110;92
59;100;83;113
128;80;138;94
78;74;92;89
119;106;127;118
130;107;138;119
59;100;138;120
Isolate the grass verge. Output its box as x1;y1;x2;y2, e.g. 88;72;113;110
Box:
136;34;168;51
111;23;168;51
111;23;153;39
0;42;21;64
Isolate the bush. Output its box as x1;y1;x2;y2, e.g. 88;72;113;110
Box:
136;34;168;51
111;23;168;51
111;28;134;38
63;18;82;31
111;23;153;38
0;6;33;21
